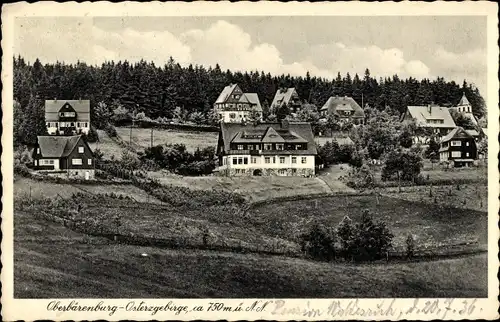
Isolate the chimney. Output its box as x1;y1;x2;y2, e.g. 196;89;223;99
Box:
427;104;432;115
281;119;289;130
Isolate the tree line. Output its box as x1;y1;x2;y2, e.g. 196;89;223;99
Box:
14;56;486;142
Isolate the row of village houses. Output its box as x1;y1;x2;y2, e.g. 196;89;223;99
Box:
31;85;485;179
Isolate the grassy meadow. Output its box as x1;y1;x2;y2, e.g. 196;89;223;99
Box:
115;127;218;152
15;211;487;298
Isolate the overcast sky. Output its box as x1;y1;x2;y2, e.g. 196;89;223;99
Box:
14;16;487;97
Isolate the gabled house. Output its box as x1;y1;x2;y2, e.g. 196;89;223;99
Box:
449;93;478;126
402;104;456;141
271;87;301;114
438;127;477;167
45;99;91;135
213;84;262;123
32;135;95;179
319;96;365;124
216;120;317;177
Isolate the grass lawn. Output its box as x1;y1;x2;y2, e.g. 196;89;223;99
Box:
88;130;129;160
248;194;487;251
15;211;487;298
147;171;335;202
382;183;487;212
14;177;162;204
115;127;218;152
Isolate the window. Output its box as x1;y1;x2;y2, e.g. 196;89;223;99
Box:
272;157;276;164
230;113;236;119
88;159;92;165
40;159;54;165
292;169;297;175
276;144;284;151
78;146;84;153
466;142;470;146
34;160;37;166
233;158;237;165
264;144;272;150
251;157;257;164
295;145;301;150
278;169;286;175
466;152;470;157
301;157;307;164
72;158;82;165
265;157;270;164
238;157;243;165
71;122;75;127
451;141;462;146
292;157;297;164
451;151;461;158
280;157;285;164
237;145;244;150
37;148;40;154
235;169;241;174
243;157;248;165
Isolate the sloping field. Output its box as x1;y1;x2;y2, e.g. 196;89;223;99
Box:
14;177;162;204
146;172;349;202
15;211;487;298
88;130;129;160
248;194;487;250
115;127;218;152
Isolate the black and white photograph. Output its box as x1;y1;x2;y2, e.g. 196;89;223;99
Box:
2;1;499;321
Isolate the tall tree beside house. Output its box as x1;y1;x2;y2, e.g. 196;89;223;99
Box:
450;109;476;130
21;95;47;146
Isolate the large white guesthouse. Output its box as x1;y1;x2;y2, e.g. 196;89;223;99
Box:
216;120;317;177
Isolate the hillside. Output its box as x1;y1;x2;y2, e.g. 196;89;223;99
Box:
15;210;487;298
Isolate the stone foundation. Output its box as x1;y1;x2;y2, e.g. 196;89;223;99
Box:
44;169;95;180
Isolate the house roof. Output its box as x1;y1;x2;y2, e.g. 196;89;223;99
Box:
37;135;83;158
219;122;317;155
441;127;472;143
315;133;355;146
271;88;298;108
457;93;471;106
214;84;239;104
406;105;456;128
45;100;90;121
320;96;364;118
241;93;262;111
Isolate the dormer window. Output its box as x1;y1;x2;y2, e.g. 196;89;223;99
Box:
60;112;76;117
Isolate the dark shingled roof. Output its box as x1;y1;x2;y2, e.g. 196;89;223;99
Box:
45;100;90;122
219;122;317;155
37;135;83;158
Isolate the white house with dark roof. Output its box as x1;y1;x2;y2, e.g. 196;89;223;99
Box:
216;120;317;176
213;84;262;123
320;96;365;124
45;99;91;135
402;104;456;142
271;87;301;114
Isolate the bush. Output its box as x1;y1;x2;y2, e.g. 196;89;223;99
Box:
405;234;416;259
300;222;337;261
382;150;423;182
349;210;394;262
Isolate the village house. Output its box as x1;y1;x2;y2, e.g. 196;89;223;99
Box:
270;87;302;115
216;120;317;177
319;95;365;124
32;135;95;179
402;104;456;142
438;127;477;167
45;99;91;135
213;84;262;123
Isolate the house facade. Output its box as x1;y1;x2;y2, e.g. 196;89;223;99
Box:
319;96;365;124
213;84;262;123
216;121;317;177
32;135;95;179
271;87;301;114
438;127;477;167
402;104;456;142
45;99;91;135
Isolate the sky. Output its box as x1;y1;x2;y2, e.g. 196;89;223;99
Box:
14;16;488;97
